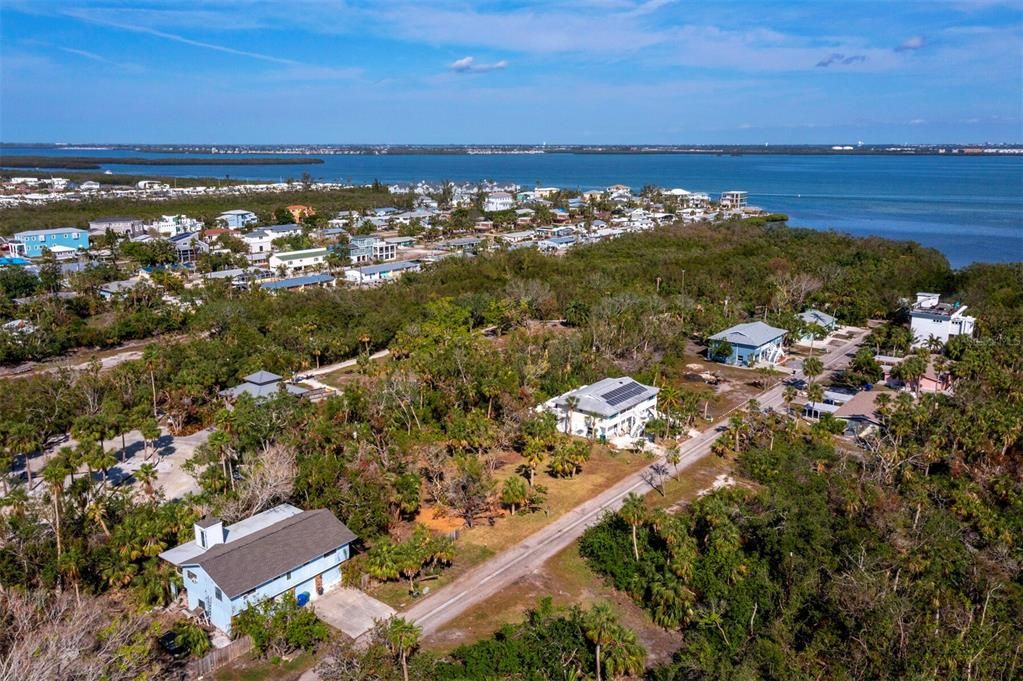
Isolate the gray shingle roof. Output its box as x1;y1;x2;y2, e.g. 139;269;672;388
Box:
709;321;787;348
187;509;357;599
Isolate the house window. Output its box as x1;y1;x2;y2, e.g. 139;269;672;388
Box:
199;530;206;548
73;233;79;240
186;570;197;582
215;587;222;601
286;571;292;580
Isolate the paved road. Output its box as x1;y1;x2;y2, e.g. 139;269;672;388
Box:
405;327;868;636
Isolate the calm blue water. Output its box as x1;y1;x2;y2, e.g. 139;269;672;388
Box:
4;147;1021;267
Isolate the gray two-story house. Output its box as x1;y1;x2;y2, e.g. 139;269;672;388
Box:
160;504;356;633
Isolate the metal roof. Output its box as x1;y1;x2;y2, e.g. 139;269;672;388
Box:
260;274;334;290
352;261;421;276
709;321;787;348
554;377;658;419
799;309;837;328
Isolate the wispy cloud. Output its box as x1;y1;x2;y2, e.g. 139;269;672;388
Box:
62;9;305;66
895;35;926;51
449;56;509;73
52;46;143;72
816;53;868;67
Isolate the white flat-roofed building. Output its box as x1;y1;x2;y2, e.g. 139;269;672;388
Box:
909;292;976;347
540;376;659;440
720;191;748;208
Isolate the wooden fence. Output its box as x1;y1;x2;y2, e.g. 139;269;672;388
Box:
185;635;253;679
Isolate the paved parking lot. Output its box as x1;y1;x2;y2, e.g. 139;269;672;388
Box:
313;587;396;640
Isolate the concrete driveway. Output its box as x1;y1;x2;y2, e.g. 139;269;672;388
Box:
313;588;395;640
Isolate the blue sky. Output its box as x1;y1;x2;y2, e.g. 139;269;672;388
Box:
1;0;1021;143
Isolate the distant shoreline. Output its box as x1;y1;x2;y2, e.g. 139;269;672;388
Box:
0;155;325;169
2;143;1021;157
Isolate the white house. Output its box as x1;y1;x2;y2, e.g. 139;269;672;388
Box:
484;191;514;212
909;292;975;347
269;248;328;273
720;191;748;209
540;376;659;440
159;505;356;634
242;224;303;261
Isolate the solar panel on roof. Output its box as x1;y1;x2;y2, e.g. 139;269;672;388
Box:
600;381;646;407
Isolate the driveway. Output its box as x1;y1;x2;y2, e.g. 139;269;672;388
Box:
313;587;395;640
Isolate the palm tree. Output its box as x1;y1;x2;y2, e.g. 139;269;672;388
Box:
782;385;798;415
619;493;646;561
657;385;682;434
563;396;580;434
501;475;529;515
42;455;71;559
136;463;158;499
802;356;824;384
139;418;161;462
521;438;546;487
384;617;422;681
7;422;41;491
806;382;824;407
58;546;86;606
585;603;618;681
603;626;646;680
665;442;681;478
87;495;112;538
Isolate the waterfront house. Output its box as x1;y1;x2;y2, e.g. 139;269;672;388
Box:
14;228;89;258
540;376;658;441
708;321;787;366
219;370;307;400
484;191;514;212
798;309;838;343
260;273;335;293
159;505;356;634
909;292;975;347
217;209;258;229
720;191;748;209
269;248;328;273
344;260;421;285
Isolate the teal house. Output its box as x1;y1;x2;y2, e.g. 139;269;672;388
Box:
160;504;356;633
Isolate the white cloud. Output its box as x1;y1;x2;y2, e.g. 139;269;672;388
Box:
449;56;509;73
895;35;926;51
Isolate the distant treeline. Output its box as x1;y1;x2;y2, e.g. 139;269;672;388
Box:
0;155;325;169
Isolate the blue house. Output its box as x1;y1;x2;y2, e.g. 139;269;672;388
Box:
216;209;258;229
159;505;356;633
708;321;787;366
14;228;89;258
797;309;838;343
